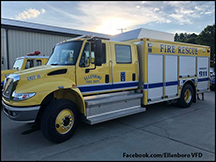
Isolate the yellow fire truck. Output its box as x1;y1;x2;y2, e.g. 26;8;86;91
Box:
1;51;49;88
2;32;210;143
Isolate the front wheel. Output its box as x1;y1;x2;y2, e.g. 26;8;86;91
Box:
177;84;194;108
41;99;80;143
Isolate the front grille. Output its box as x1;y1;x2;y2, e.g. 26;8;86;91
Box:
3;78;14;99
2;74;20;100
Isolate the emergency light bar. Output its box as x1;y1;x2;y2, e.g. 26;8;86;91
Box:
27;51;41;56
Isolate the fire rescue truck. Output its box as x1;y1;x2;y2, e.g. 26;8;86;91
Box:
2;30;210;143
1;51;49;88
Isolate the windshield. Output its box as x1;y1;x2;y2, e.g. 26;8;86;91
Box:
47;41;83;66
12;59;24;70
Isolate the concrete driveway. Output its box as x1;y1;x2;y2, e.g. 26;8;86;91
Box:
1;91;215;161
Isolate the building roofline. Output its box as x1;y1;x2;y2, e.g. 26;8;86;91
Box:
1;18;111;40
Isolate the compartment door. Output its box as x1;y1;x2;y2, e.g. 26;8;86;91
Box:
197;57;209;92
179;56;196;78
165;55;178;98
147;54;163;102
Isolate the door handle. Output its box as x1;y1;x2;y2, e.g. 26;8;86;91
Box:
110;61;113;84
105;74;109;83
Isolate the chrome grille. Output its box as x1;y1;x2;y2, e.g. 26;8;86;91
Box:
3;78;14;99
2;74;20;100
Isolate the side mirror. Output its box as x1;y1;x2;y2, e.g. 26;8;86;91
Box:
94;39;102;66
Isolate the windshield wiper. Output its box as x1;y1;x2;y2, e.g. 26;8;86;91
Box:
50;63;59;65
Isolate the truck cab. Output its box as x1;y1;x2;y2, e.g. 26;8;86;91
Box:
2;36;140;143
42;37;139;95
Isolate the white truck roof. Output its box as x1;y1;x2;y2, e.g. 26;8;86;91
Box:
110;28;174;42
15;56;49;60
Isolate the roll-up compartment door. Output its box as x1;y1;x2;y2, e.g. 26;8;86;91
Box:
165;55;178;98
147;54;163;101
179;56;196;78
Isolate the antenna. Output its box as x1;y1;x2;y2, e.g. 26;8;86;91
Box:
117;28;126;33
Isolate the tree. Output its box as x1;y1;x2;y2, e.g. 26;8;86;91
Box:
196;24;215;60
179;33;185;42
185;33;198;44
174;24;215;61
174;33;179;41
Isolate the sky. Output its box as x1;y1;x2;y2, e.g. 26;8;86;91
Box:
1;1;215;36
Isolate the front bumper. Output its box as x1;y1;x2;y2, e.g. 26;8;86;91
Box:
2;101;40;123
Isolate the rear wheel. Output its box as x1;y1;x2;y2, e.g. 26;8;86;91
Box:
177;84;194;108
41;99;80;143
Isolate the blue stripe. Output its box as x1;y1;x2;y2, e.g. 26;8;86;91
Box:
165;81;178;86
144;81;178;89
149;82;163;88
78;81;138;93
198;78;209;82
144;84;147;89
1;81;4;86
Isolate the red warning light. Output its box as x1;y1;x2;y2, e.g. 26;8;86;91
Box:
27;51;41;56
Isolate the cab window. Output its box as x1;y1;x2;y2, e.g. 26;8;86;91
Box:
79;43;91;67
36;60;42;66
79;42;106;67
115;45;132;64
12;59;24;70
47;41;83;66
25;60;34;69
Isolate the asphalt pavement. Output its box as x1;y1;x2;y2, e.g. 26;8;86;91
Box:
1;90;215;161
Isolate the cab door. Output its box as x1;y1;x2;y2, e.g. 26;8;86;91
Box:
110;43;138;91
76;41;111;95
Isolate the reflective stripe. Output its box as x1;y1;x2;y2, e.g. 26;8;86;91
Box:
149;82;163;88
165;81;178;86
78;81;138;94
143;81;178;89
198;77;209;82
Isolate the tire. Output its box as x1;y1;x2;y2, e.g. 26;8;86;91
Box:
41;99;80;143
177;84;194;108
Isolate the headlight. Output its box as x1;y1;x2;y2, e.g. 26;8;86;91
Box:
12;91;36;101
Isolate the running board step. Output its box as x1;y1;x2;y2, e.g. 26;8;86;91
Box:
84;106;146;125
84;91;143;107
